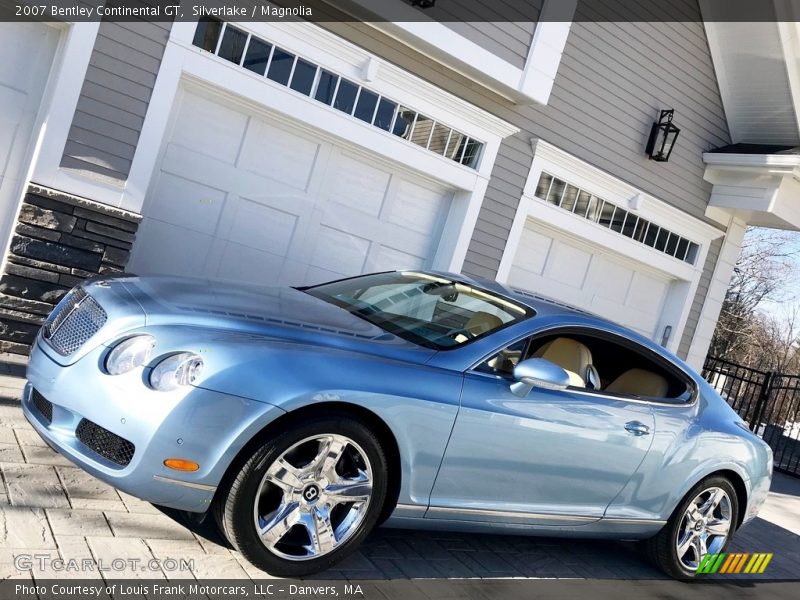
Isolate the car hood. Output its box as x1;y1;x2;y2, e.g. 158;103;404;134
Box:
120;275;435;361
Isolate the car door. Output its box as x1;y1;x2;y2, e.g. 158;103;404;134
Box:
428;333;656;525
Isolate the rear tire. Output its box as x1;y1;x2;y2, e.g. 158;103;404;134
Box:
213;413;388;577
643;475;738;579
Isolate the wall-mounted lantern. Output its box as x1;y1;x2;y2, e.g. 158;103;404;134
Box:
645;109;680;162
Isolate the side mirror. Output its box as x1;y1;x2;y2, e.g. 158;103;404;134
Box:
510;358;571;397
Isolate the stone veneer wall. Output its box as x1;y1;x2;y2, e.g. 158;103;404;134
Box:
0;185;141;355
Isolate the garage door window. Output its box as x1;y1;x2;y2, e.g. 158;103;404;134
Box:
267;48;294;85
535;172;700;265
243;38;271;75
192;18;484;170
218;26;247;64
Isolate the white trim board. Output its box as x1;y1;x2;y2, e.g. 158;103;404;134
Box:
28;22;109;203
702;20;740;144
121;20;519;274
702;17;799;146
685;216;747;370
519;0;575;103
703;153;800;231
496;138;724;353
195;21;520;145
351;0;575;105
0;21;72;277
525;139;724;244
130;18;517;205
155;26;499;190
20;19;519;276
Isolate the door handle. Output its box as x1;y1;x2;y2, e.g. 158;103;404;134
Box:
625;421;650;436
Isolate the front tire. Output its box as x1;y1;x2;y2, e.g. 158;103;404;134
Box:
214;413;388;577
643;475;738;579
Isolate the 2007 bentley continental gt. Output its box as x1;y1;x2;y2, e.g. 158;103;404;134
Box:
23;271;772;579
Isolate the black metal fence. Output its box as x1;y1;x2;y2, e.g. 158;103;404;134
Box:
703;356;800;477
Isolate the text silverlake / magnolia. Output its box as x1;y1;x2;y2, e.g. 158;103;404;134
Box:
193;5;313;17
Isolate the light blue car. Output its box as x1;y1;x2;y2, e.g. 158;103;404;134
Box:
23;271;772;579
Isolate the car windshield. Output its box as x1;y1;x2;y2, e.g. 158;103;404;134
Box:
304;272;532;349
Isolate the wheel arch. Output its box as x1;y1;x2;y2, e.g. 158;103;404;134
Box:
672;466;749;530
213;401;402;523
710;469;748;529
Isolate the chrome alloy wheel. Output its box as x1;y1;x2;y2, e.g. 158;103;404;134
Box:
253;434;373;561
675;486;733;571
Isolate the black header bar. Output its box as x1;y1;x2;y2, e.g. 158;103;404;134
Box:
1;0;799;23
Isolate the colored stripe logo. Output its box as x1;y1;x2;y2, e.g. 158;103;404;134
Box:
696;553;773;574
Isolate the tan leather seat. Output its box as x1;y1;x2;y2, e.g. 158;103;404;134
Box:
465;311;503;336
533;337;593;388
606;368;669;397
487;347;523;373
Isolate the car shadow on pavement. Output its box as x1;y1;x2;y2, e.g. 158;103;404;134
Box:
160;504;800;580
0;360;26;405
770;473;800;497
725;516;800;579
163;504;663;579
0;356;27;379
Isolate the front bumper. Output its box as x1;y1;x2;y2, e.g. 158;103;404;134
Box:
23;339;284;512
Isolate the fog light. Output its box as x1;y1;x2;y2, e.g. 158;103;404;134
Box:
149;352;203;391
105;335;155;375
164;458;200;472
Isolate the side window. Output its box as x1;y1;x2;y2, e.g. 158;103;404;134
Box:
524;332;692;402
474;330;693;403
474;338;529;378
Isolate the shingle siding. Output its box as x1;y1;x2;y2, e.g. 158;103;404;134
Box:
59;14;171;181
51;1;729;359
324;9;729;277
434;0;543;69
461;16;729;275
323;3;730;359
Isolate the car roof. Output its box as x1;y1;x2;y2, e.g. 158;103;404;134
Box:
414;271;696;378
425;270;602;321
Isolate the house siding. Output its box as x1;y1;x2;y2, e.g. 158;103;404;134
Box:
433;0;543;69
324;4;729;277
59;16;171;181
678;236;723;359
39;2;730;361
462;17;730;275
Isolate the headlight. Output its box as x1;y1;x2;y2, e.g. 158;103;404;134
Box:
149;353;204;391
105;335;155;375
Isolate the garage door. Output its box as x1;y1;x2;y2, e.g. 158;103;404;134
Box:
0;23;59;241
129;90;455;286
508;220;673;339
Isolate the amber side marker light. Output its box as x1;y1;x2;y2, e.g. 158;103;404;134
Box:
164;458;200;472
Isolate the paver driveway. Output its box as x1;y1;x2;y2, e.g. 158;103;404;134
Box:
1;353;798;582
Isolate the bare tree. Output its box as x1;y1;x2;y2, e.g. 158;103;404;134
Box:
710;227;800;369
742;303;800;372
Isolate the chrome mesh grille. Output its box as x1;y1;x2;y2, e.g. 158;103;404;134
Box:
31;389;53;424
75;419;135;468
44;287;86;336
42;288;107;356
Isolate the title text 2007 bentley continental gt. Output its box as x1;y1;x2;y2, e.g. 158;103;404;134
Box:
23;271;772;579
